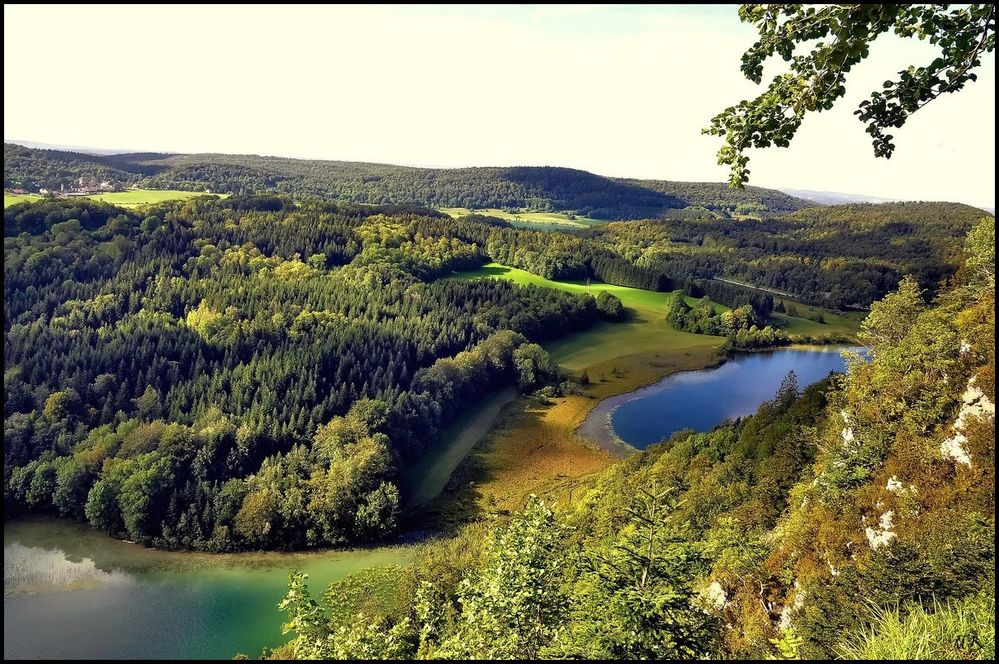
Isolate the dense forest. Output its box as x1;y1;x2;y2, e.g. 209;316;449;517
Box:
7;143;985;308
5;190;990;552
452;201;984;310
587;201;987;308
3;143;811;219
266;217;995;660
3;196;604;549
385;202;984;311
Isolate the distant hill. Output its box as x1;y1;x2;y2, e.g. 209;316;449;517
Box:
3;138;144;156
628;179;810;216
3;143;813;220
779;186;995;214
778;187;900;206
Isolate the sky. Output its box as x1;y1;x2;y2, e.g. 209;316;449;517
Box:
4;4;995;208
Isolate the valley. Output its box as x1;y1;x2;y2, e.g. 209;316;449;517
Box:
5;2;996;660
2;149;993;661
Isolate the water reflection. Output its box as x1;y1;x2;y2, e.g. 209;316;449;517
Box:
4;542;133;595
4;518;413;659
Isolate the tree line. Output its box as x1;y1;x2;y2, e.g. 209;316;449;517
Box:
5;143;811;220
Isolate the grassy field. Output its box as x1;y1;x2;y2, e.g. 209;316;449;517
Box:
4;192;43;207
713;277;865;338
451;262;726;371
773;298;864;338
456;262;862;348
447;393;617;512
439;207;605;230
4;189;217;209
87;189;211;207
420;342;723;524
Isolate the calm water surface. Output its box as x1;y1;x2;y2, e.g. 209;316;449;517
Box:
581;346;859;450
3;518;413;660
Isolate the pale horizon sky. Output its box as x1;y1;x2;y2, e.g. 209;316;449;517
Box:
4;4;995;208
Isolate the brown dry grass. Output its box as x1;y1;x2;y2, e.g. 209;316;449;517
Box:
418;344;722;527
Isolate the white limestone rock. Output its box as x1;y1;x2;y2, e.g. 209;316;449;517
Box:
702;581;727;610
865;510;896;549
940;378;995;467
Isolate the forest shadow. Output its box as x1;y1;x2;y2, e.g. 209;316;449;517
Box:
499;166;687;218
400;398;552;535
400;446;495;534
474;264;516;279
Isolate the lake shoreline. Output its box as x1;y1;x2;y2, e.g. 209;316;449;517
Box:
574;350;727;456
577;345;857;451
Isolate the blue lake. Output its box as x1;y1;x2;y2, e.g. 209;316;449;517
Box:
580;346;859;450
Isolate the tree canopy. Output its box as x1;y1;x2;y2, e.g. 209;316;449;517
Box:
706;4;996;187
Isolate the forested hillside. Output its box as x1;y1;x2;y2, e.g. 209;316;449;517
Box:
7;143;985;308
3;185;991;556
3;196;601;550
3;143;140;191
588;201;987;308
266;217;995;660
568;219;996;658
3;143;811;219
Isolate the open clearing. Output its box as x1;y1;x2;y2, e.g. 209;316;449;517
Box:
87;189;211;207
451;262;726;371
4;192;43;207
439;207;605;230
773;299;864;338
4;189;216;209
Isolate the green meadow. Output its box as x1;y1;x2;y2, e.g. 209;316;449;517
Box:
4;189;217;209
451;262;861;369
87;189;212;207
439;207;605;230
4;192;43;207
450;262;726;370
773;298;864;338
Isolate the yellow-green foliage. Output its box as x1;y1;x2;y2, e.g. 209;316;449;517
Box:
563;218;996;659
3;189;210;208
323;566;412;626
4;191;43;207
761;218;996;658
566;376;832;656
439;207;605;229
86;189;211;207
771;300;863;340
